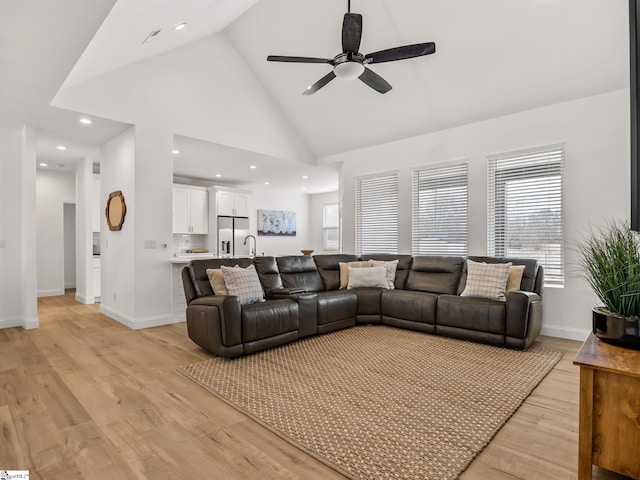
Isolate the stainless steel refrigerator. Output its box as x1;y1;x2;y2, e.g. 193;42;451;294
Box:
217;216;250;256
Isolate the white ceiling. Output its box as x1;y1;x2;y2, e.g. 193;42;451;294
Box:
0;0;629;191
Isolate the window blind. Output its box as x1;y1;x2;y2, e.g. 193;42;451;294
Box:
487;146;564;287
355;172;398;254
412;163;468;255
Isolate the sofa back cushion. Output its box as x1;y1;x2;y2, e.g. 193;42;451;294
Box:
252;256;283;295
277;255;326;292
313;254;359;290
362;254;413;289
463;256;540;295
188;257;254;297
406;256;464;294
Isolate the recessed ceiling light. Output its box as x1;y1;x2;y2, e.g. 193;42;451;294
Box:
264;181;270;185
215;174;222;178
39;163;48;167
56;145;66;150
302;187;307;191
302;175;309;179
250;165;257;169
173;22;187;31
172;149;180;154
79;118;92;125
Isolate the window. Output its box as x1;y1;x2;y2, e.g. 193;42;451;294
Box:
355;172;398;254
323;203;339;251
412;163;468;255
487;145;564;287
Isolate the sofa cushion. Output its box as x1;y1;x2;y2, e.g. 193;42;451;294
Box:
406;256;464;294
241;299;298;342
339;261;372;289
277;255;326;292
316;290;358;326
188;257;253;297
437;294;506;335
252;256;283;296
206;268;229;295
368;259;399;289
220;264;265;305
381;289;438;325
460;259;512;301
347;266;388;289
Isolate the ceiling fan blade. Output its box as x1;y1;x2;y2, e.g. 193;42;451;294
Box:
342;13;363;53
358;67;392;94
303;71;337;96
267;55;333;64
365;42;436;64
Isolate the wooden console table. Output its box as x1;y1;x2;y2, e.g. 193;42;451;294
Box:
573;333;640;480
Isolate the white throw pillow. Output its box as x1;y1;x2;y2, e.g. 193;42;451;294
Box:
347;266;389;289
367;259;399;289
338;261;372;289
220;264;265;305
460;259;512;301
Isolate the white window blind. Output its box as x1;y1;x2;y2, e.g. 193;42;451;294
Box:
355;172;398;254
487;146;564;287
412;163;468;255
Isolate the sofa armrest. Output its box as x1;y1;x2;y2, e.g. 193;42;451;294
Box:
270;287;309;296
188;295;242;347
505;290;542;348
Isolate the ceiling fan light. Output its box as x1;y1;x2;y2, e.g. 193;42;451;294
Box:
334;61;365;80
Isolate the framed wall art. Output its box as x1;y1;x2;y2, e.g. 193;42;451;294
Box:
258;210;296;236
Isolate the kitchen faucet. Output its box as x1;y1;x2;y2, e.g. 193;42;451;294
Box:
243;235;257;256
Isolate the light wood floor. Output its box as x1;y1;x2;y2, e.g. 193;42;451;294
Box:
0;290;631;479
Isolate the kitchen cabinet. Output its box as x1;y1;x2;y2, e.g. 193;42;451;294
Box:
173;185;208;234
216;189;249;216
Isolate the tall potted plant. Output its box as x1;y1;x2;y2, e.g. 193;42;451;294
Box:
577;220;640;348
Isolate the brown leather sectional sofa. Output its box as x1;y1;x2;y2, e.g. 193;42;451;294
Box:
181;254;543;358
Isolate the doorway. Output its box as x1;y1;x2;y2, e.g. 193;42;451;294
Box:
63;202;76;291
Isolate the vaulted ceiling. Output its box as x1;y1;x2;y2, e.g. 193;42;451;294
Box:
0;0;629;191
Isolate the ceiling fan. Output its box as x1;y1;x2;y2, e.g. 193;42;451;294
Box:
266;0;436;95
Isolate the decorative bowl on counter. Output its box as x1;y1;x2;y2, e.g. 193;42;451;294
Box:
301;249;314;256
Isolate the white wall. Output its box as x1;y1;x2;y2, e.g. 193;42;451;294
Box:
247;188;311;256
0;124;38;329
309;191;340;254
100;127;137;323
36;169;76;296
75;157;96;304
322;89;629;341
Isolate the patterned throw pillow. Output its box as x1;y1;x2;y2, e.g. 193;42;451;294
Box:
460;259;512;301
338;261;372;289
347;266;389;289
220;264;265;305
368;259;399;289
206;268;229;295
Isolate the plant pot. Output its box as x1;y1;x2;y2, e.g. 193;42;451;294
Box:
592;307;640;349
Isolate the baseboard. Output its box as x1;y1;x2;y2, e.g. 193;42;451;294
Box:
38;289;64;297
0;316;39;329
541;324;590;342
75;292;95;305
99;304;173;330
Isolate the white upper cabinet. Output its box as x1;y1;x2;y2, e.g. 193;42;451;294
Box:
216;189;249;216
173;185;209;234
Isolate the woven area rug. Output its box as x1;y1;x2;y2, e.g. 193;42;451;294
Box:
178;326;562;480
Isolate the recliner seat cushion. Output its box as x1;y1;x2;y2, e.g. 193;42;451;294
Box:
437;294;506;334
241;299;299;342
381;289;438;324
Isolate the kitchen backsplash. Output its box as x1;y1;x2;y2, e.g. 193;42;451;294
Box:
173;234;208;255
